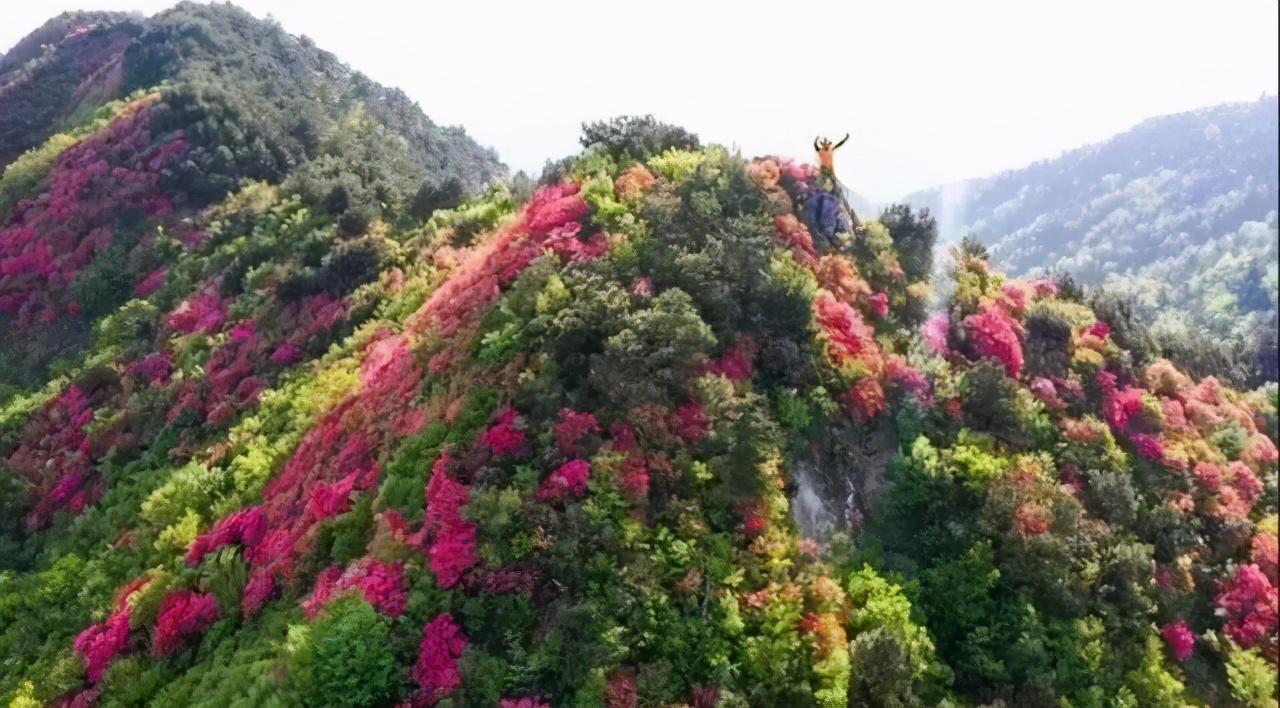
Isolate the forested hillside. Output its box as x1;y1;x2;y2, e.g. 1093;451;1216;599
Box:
1;5;1277;708
906;98;1279;387
0;2;504;398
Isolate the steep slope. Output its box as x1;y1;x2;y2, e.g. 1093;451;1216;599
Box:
906;98;1279;380
0;105;1276;708
0;2;504;398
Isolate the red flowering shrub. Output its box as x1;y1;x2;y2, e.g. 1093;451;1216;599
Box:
1216;564;1279;649
301;558;406;618
425;451;477;588
536;459;591;502
74;608;130;683
670;401;709;443
185;506;267;566
412;613;467;705
480;407;527;458
813;292;880;373
543;222;609;262
1253;533;1279;583
1014;502;1052;538
166;290;227;335
1085;321;1111;340
962;307;1023;378
705;340;755;381
554;408;600;455
241;569;275;617
1161;620;1195;662
773;214;817;265
618;453;650;504
740;500;768;537
151;590;220;656
1099;377;1145;433
523;182;590;239
841;377;886;422
605;670;639;708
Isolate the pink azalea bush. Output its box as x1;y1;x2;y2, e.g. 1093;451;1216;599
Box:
412;613;467;705
480;407;527;458
74;609;131;683
151;590;220;656
1161;620;1195;662
185;506;267;566
1216;564;1279;649
536;459;591;502
962;307;1023;377
554;408;599;455
302;558;406;618
425;451;477;588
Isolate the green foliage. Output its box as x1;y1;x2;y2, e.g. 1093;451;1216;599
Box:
580;115;699;162
0;132;77;218
290;597;399;707
1226;647;1278;707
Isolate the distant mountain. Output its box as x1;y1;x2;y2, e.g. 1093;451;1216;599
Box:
1;5;504;189
905;98;1278;381
0;2;505;390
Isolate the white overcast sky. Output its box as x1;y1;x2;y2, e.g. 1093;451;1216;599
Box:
4;0;1277;200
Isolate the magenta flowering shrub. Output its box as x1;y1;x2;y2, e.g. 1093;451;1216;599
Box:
480;407;527;458
705;340;755;381
1216;564;1278;649
922;312;950;356
962;307;1024;378
536;459;591;502
125;351;173;386
553;408;600;455
411;182;589;338
151;589;220;656
499;697;550;708
132;266;168;297
165;290;228;336
0;97;187;327
302;558;406;618
185;506;267;566
425;451;477;588
6;385;98;530
412;613;467;705
74;609;131;683
1161;620;1195;662
669;401;709;443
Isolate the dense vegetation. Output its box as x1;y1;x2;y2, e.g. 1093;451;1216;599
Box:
906;98;1279;388
1;5;1276;707
0;2;504;397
